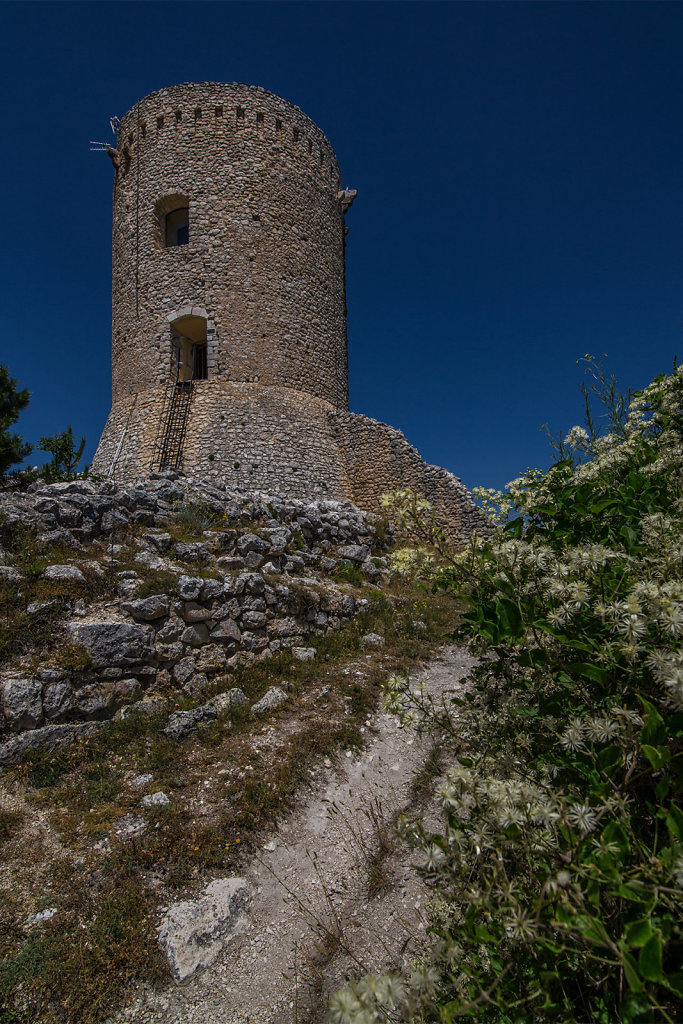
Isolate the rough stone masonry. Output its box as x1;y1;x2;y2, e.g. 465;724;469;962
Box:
0;472;397;764
90;82;484;541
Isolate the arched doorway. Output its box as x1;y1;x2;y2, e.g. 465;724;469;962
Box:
171;315;207;382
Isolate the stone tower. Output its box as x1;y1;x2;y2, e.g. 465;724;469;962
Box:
93;82;484;541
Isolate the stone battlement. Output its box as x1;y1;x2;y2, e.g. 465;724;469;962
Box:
116;82;341;190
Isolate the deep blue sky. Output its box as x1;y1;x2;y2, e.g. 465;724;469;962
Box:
2;1;682;491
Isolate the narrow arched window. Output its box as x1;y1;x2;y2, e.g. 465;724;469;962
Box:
165;206;189;247
154;194;190;249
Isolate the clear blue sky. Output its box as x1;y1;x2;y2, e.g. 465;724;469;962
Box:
2;1;682;491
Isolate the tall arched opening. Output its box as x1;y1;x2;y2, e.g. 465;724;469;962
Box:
171;315;207;382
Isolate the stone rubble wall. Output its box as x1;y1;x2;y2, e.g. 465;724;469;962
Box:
91;382;487;541
91;382;351;503
331;411;487;537
0;475;393;765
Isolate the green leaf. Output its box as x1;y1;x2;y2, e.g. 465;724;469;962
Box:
640;698;666;745
665;972;683;997
495;597;523;637
638;934;663;982
625;919;653;948
568;661;608;684
620;523;639;549
555;904;573;926
617;883;649;903
665;804;683;841
589;498;618;513
641;744;671;770
598;745;623;773
602;821;631;856
623;953;644;993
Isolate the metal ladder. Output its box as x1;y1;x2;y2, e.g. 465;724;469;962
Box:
151;380;194;471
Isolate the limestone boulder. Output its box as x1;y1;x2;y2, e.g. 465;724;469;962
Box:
251;686;288;714
2;678;43;730
43;564;85;583
158;877;251;981
121;595;170;621
67;622;154;667
210;618;241;644
337;543;370;563
163;703;218;740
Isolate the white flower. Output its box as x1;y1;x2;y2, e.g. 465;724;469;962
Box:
560;718;586;752
566;802;597;833
584;715;619;743
564;425;590;449
614;613;648;641
424;843;446;870
505;905;537;941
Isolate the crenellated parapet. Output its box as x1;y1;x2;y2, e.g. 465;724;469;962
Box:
113;82;342;191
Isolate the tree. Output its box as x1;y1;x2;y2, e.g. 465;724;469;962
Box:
38;426;86;481
0;365;32;477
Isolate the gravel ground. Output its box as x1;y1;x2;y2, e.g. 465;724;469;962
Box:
110;645;476;1024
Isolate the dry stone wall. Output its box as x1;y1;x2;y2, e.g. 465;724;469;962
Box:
0;474;393;765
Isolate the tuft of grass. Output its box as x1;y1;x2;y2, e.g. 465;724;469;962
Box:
134;569;179;599
410;744;444;799
168;500;226;540
333;562;364;586
0;809;24;846
52;642;92;673
372;516;390;550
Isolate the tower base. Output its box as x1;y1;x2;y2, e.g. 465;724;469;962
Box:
92;381;483;542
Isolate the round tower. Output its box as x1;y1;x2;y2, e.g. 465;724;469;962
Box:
93;82;358;494
111;81;348;406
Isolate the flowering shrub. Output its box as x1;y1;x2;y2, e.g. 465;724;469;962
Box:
329;367;683;1022
388;547;437;579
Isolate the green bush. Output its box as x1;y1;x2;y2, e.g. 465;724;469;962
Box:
330;366;683;1023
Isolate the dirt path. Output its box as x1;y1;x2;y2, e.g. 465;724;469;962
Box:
113;645;475;1024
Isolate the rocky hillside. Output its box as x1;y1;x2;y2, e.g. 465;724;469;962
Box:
0;471;456;1024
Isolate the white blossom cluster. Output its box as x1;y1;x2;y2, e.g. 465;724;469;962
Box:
387;545;436;579
379;488;434;529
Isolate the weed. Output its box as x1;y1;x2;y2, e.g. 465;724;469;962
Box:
290;530;305;551
370;516;390;551
22;749;73;789
333;562;363;586
135;569;179;598
170;499;226;539
0;809;23;846
410;744;443;799
53;642;92;673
